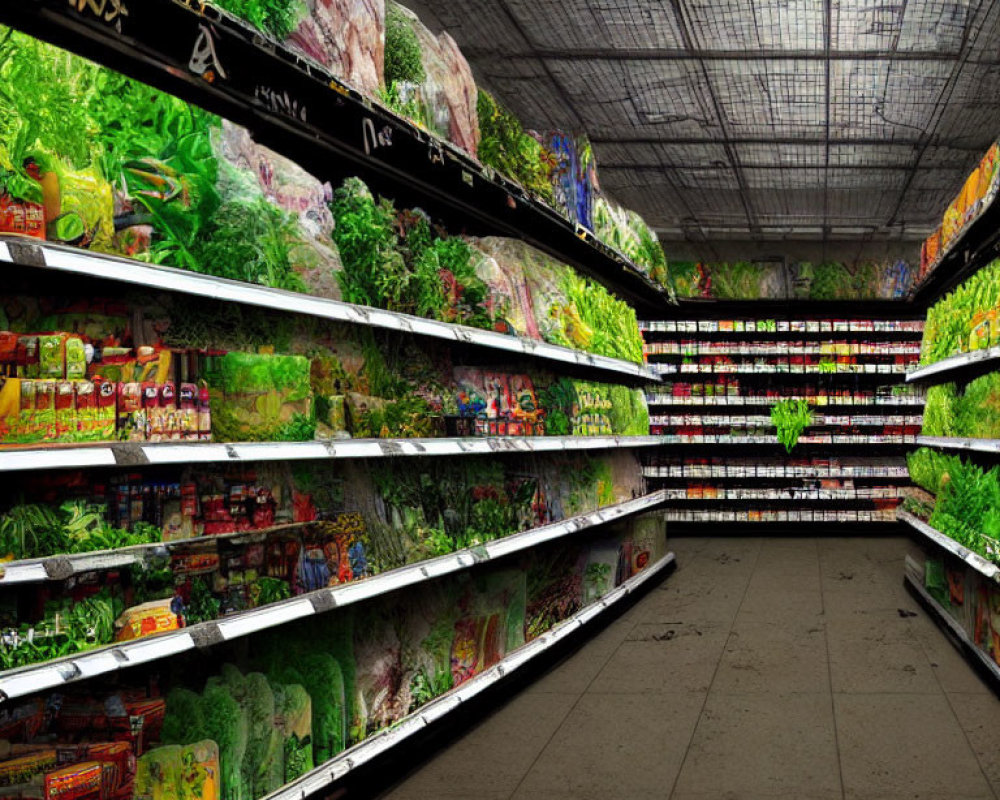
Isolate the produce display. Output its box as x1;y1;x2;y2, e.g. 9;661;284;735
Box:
0;281;649;447
0;28;653;368
646;456;910;479
920;258;1000;364
0;447;643;670
381;2;479;155
919;142;1000;282
0;513;667;800
921;377;1000;439
668;260;915;301
905;448;1000;562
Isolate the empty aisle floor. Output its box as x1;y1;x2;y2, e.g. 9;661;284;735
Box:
379;536;1000;800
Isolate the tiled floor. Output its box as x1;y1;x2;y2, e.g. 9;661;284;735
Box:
379;536;1000;800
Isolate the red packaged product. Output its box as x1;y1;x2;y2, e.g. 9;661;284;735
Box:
178;383;198;441
141;383;159;441
117;383;143;442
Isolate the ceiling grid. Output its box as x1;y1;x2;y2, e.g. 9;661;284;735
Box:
409;0;1000;246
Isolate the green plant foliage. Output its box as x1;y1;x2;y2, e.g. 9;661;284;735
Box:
922;383;958;437
384;3;425;86
907;448;954;496
211;0;303;40
709;262;763;299
922;259;1000;364
476;90;554;203
561;271;645;365
770;399;813;452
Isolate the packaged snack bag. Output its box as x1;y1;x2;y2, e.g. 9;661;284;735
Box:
96;379;116;439
38;335;65;379
75;381;96;439
142;383;160;441
117;383;143;441
178;384;198;440
17;336;39;378
65;338;87;380
44;762;103;800
34;380;56;440
0;750;58;787
55;381;76;439
114;600;181;642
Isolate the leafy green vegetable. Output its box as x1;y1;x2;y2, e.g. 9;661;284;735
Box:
770;399;813;452
477;90;554;203
384;3;425;86
211;0;303;40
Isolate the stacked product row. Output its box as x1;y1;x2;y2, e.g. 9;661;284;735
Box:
643;317;924;526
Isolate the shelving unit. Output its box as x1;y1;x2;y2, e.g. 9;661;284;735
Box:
642;312;923;529
0;239;660;384
0;490;666;700
0;4;669;314
914;436;1000;455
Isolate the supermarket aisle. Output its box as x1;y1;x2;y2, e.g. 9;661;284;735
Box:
380;536;1000;800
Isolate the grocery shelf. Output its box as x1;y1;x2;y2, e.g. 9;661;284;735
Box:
909;184;1000;306
906;346;1000;386
652;435;917;445
645;395;924;408
0;491;666;701
664;509;898;523
653;363;912;375
640;320;924;336
913;436;1000;455
0;521;316;586
663;488;902;501
0;435;665;474
646;345;922;357
904;570;1000;688
644;466;910;479
0;5;668;315
649;415;922;427
261;550;675;800
0;239;659;384
899;511;1000;583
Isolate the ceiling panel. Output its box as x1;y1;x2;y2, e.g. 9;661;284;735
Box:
411;0;1000;243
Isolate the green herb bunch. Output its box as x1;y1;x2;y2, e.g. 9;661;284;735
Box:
770;398;814;452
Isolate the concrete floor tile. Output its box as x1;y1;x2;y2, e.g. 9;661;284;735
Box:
510;692;704;800
827;614;940;694
948;692;1000;798
673;692;841;798
836;693;994;799
635;570;749;626
736;586;824;624
589;622;728;694
381;691;579;799
713;620;829;694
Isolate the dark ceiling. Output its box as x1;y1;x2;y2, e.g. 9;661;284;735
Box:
408;0;1000;257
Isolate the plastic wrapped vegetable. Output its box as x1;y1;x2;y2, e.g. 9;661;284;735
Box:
298;653;346;762
199;685;249;800
242;673;284;798
275;685;314;782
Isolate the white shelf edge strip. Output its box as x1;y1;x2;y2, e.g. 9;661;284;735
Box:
915;436;1000;454
904;574;1000;684
906;346;1000;384
899;511;1000;582
0;491;665;700
0;240;658;382
0;435;666;474
260;552;676;800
